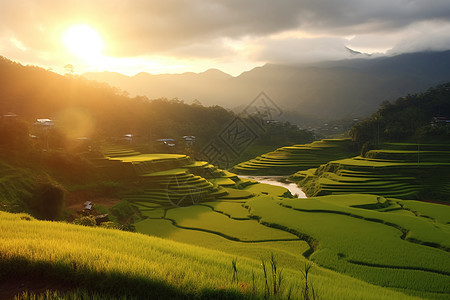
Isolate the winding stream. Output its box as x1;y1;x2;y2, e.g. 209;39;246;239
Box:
239;176;307;198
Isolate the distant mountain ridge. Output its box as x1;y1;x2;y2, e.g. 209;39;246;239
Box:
83;50;450;121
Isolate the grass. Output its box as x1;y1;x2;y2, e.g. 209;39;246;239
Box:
0;212;251;299
243;183;292;198
135;218;311;272
200;201;251;220
1;211;425;300
164;204;299;242
107;153;188;162
245;195;450;295
398;200;450;224
218;188;254;200
280;195;450;250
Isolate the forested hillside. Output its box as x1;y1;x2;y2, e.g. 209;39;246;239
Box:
0;57;235;147
0;56;312;154
350;82;450;146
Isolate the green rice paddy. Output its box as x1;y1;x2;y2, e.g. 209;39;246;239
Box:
232;139;358;175
291;143;450;200
245;195;450;296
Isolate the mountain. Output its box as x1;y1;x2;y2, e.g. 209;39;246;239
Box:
83;50;450;122
83;68;233;105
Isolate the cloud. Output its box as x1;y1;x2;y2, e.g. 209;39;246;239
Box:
90;0;450;57
388;21;450;54
1;0;450;71
252;36;356;64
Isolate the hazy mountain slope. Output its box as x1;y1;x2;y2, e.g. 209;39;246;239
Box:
84;51;450;120
84;68;234;105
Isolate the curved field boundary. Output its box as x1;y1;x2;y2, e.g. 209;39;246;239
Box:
163;202;318;258
279;203;450;253
346;259;450;277
246;196;450;288
256;219;318;259
198;203;250;220
162;216;300;243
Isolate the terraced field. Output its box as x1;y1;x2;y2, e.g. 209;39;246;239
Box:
245;194;450;298
95;146;241;208
3;143;449;299
2;210;429;300
291;143;450;200
232;139;358;175
134;187;449;299
94;146;449;299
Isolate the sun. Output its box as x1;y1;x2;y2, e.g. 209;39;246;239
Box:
62;24;104;60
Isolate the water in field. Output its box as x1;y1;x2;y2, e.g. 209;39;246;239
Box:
239;176;307;198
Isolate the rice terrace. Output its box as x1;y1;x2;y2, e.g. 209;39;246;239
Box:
2;2;450;299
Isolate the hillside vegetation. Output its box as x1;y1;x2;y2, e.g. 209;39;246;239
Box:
0;56;312;155
350;82;450;145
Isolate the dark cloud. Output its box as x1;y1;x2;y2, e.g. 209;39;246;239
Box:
96;0;450;56
1;0;450;68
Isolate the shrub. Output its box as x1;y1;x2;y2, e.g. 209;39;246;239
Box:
73;215;96;226
360;141;372;157
100;221;120;229
109;201;136;222
120;224;136;232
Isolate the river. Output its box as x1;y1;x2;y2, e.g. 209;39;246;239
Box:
239;176;307;198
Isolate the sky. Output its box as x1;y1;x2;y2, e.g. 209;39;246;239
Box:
1;0;450;76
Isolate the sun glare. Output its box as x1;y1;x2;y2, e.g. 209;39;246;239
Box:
63;25;104;60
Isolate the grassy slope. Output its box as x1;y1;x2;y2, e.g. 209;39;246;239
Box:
0;211;425;300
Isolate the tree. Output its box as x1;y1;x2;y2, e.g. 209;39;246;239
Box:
64;64;74;75
29;175;65;220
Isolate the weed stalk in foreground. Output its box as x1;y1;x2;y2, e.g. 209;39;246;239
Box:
300;261;318;300
261;258;269;298
231;257;239;285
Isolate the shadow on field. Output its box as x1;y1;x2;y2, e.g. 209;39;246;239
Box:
0;257;248;300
